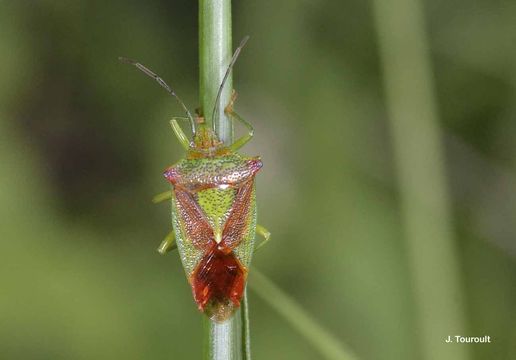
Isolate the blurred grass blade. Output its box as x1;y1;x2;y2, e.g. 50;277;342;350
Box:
249;269;359;360
371;0;469;359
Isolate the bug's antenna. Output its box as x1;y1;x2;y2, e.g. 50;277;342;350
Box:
211;36;250;131
119;57;196;134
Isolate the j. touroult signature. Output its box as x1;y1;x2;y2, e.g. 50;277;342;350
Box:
445;335;491;343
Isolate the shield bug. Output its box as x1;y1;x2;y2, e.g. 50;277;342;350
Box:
120;37;270;322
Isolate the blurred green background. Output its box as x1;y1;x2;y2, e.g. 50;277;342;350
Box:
1;1;515;359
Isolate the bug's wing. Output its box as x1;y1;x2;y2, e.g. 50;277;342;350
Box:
174;188;214;252
221;180;254;250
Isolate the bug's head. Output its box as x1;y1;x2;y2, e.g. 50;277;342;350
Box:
177;112;227;158
191;121;224;152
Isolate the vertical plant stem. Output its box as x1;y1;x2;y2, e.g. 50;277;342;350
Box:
371;1;468;360
199;1;247;359
203;313;242;360
199;0;233;140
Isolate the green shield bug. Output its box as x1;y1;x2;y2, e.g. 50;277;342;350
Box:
120;37;270;322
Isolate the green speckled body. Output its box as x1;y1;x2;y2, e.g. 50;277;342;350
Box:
170;176;257;276
164;151;262;321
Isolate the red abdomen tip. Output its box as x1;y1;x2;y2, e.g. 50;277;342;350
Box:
191;245;246;322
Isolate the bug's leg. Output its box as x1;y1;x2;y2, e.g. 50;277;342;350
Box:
158;231;177;254
152;190;172;204
254;224;271;252
225;91;254;151
170;117;191;150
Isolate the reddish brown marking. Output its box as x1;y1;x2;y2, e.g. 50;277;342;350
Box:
174;188;213;252
192;244;247;312
189;180;255;318
173;179;256;320
221;180;254;250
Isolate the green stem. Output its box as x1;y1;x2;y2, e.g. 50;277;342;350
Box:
371;0;468;359
199;0;233;141
199;1;247;359
203;314;243;360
